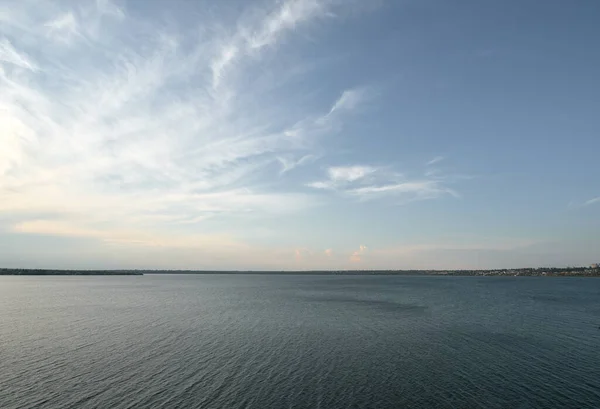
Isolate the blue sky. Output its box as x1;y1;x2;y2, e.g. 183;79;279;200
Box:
1;0;599;270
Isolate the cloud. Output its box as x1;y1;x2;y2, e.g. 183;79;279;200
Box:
210;44;239;89
314;87;372;129
95;0;125;19
0;38;37;70
568;196;600;209
277;154;317;174
348;181;459;202
307;165;459;203
328;88;370;115
350;244;367;263
324;248;333;257
248;0;332;50
307;165;378;190
0;0;369;245
426;156;444;166
44;12;80;44
306;181;332;189
208;0;338;90
328;165;376;182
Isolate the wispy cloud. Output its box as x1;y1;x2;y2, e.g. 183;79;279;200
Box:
0;0;370;247
0;38;37;70
209;0;337;90
308;165;377;189
307;164;459;203
583;196;600;207
44;12;80;44
210;44;239;89
277;154;317;174
95;0;125;19
348;181;459;202
248;0;332;50
426;156;444;166
329;165;377;182
568;196;600;209
328;88;371;115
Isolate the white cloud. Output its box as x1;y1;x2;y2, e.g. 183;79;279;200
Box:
328;165;376;182
308;165;459;204
44;12;79;44
568;196;600;209
0;38;37;71
208;0;337;90
248;0;332;50
277;154;317;174
328;87;370;114
348;181;459;202
96;0;125;19
306;181;332;189
0;0;369;246
314;87;372;129
426;156;444;166
211;44;239;89
306;165;378;190
583;196;600;207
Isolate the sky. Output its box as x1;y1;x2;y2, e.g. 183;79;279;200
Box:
1;0;599;270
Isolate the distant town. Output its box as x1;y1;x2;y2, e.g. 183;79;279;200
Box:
1;265;599;276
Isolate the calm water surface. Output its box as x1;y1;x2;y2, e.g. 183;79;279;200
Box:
1;275;599;408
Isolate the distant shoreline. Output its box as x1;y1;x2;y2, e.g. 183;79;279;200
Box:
1;267;598;277
0;270;143;276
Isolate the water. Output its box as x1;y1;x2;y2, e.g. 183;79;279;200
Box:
1;275;599;409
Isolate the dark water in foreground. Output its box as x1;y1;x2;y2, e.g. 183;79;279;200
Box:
1;275;599;409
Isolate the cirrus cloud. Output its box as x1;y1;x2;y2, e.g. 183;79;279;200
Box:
0;0;372;246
